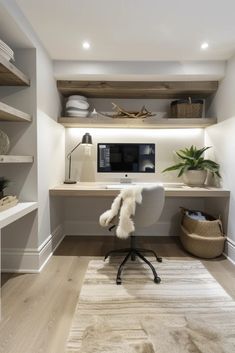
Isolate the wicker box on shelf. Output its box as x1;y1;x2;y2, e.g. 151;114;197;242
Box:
170;98;203;118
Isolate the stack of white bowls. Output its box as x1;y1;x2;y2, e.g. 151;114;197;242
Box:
66;95;90;117
0;39;14;62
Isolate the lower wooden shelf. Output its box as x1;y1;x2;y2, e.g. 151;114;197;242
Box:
0;202;38;229
58;116;217;129
0;101;31;122
0;155;34;163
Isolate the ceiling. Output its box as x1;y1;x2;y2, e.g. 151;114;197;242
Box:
16;0;235;61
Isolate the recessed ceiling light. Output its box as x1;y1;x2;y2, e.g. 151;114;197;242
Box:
201;42;209;50
82;41;90;50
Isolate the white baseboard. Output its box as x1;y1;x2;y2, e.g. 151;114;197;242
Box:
1;224;64;273
64;220;178;237
224;237;235;265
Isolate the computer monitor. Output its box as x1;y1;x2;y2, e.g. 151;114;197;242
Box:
97;143;155;173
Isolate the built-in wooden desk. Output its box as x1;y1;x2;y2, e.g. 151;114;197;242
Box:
49;182;230;236
49;182;230;198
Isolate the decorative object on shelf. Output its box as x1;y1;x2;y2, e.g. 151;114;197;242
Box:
99;103;154;119
180;208;225;258
65;95;90;117
0;39;15;62
0;177;10;199
170;97;203;118
162;145;221;186
0;195;18;212
64;132;93;184
90;108;98;118
0;128;10;154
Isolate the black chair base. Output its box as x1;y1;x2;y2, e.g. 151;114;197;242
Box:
104;236;162;285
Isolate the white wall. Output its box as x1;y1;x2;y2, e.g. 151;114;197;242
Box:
65;127;204;183
63;126;205;237
54;60;225;81
206;55;235;263
36;46;65;247
0;0;65;271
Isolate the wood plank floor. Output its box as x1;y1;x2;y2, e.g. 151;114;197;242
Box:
1;236;235;353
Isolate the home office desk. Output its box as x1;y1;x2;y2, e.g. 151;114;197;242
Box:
49;182;230;236
49;182;230;198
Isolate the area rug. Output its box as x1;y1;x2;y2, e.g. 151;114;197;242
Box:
66;258;235;353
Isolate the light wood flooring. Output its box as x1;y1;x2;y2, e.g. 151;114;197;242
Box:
1;236;235;353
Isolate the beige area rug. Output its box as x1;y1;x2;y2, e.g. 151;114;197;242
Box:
66;258;235;353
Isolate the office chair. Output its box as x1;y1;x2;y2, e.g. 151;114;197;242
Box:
104;185;165;285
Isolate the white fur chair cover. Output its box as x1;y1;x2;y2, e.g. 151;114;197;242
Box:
99;186;143;239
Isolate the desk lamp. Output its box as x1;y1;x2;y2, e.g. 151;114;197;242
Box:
64;132;92;184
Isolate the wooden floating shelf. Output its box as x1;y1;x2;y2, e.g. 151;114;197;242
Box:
0;101;31;122
0;54;30;86
0;202;38;229
0;155;34;163
57;80;218;99
58;117;217;129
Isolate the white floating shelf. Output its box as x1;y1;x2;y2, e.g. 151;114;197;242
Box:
0;202;38;229
0;155;34;163
58;117;217;129
0;101;31;122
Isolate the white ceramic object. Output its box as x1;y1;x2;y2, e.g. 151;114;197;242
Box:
183;170;207;186
0;49;14;62
0;40;14;61
67;110;89;117
66;99;89;110
68;95;87;101
0;40;14;54
0;129;10;154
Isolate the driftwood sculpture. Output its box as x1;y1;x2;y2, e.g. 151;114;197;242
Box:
99;103;154;119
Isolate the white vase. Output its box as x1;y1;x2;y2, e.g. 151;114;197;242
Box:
183;170;207;186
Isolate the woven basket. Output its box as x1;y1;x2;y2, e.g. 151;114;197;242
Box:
180;209;225;259
171;97;203;118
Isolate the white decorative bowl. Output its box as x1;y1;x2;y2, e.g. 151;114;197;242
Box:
66;99;89;110
68;95;87;101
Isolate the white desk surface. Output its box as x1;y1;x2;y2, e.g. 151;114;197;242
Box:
49;182;230;198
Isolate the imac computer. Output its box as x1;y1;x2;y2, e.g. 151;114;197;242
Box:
97;143;155;178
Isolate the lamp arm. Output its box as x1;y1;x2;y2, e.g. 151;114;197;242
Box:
66;142;82;159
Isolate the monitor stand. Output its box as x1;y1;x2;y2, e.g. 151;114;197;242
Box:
120;176;132;184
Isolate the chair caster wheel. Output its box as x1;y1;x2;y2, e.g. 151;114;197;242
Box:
157;257;162;263
116;278;122;285
154;276;161;284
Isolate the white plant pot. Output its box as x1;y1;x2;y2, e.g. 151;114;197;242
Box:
183;170;207;186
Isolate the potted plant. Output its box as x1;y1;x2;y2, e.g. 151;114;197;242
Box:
162;146;221;186
0;177;10;199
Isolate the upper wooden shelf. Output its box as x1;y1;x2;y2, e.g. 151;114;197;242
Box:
58;116;217;129
0;101;31;122
0;54;30;86
57;80;218;99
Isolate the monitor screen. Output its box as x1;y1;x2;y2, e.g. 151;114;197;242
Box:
97;143;155;173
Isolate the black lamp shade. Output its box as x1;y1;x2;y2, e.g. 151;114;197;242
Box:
81;133;92;145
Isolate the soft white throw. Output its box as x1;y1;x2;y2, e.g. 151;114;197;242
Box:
99;186;143;239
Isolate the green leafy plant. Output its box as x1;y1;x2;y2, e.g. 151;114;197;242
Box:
0;177;10;192
162;145;221;177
